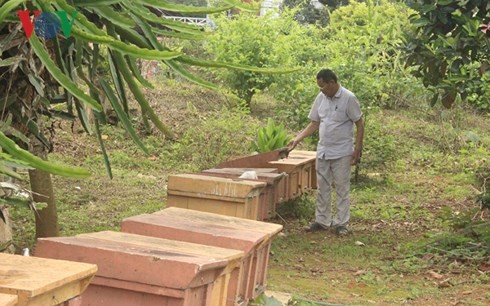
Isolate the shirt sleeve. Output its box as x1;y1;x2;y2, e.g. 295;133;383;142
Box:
346;95;362;122
308;93;322;122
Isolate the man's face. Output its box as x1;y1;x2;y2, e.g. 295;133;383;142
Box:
317;78;336;97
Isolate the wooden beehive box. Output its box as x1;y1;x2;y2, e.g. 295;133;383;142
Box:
35;231;244;306
0;293;17;306
286;150;317;189
200;168;288;219
122;207;283;301
167;174;266;220
0;253;96;306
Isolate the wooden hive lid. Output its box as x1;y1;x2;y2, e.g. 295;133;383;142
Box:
36;231;243;289
122;212;268;253
202;169;286;181
168;174;266;198
154;208;283;237
0;253;96;304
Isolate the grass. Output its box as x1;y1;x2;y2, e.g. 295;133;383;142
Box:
7;81;490;305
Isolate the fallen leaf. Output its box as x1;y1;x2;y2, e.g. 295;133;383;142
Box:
438;278;452;288
462;291;472;295
101;134;108;140
429;270;444;280
478;262;490;272
355;241;365;246
354;270;366;276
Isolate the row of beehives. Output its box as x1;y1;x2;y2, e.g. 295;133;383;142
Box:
166;150;318;221
0;150;316;306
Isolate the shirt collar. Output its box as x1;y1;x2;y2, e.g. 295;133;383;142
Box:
333;86;343;98
321;85;343;99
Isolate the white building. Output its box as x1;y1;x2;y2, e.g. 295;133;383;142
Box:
260;0;324;17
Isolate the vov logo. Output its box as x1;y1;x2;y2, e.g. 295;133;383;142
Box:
17;10;78;40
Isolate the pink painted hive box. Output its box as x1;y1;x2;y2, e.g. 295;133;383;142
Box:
35;231;244;306
167;174;266;220
0;253;96;306
121;207;283;301
200;169;288;220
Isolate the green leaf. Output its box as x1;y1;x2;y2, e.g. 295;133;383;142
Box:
0;57;22;68
115;26;152;48
0;0;24;24
125;2;205;35
100;79;149;155
0;197;32;209
93;118;113;179
71;28;182;60
27;73;45;96
110;49;175;139
152;28;208;40
91;6;136;29
126;56;153;89
0;165;23;180
30;35;103;112
73;98;93;135
0;131;90;178
430;92;439;107
73;0;121;6
165;60;218;90
55;0;107;35
437;0;453;5
108;52;129;114
266;118;275;136
130;12;218;90
177;55;300;74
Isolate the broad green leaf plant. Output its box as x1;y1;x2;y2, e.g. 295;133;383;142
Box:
251;118;291;153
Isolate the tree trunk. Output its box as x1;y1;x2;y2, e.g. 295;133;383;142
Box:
244;89;255;109
28;136;59;238
0;206;14;253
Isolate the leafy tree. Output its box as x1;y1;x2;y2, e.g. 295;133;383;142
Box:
278;0;422;131
205;9;317;108
404;0;490;109
0;0;288;238
324;0;421;108
281;0;330;27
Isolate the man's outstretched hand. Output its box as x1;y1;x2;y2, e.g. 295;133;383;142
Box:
287;138;299;152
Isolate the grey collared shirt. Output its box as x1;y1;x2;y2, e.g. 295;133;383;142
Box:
308;86;362;160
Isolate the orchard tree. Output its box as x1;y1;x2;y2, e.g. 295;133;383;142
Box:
281;0;329;27
404;0;490;109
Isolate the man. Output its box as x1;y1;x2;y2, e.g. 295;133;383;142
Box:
288;69;364;235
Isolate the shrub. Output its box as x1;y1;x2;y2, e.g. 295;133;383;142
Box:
169;108;260;171
206;9;324;108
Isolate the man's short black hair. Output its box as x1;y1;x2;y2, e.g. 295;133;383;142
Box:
316;69;337;83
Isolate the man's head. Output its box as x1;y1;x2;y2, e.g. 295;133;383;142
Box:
316;69;339;97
